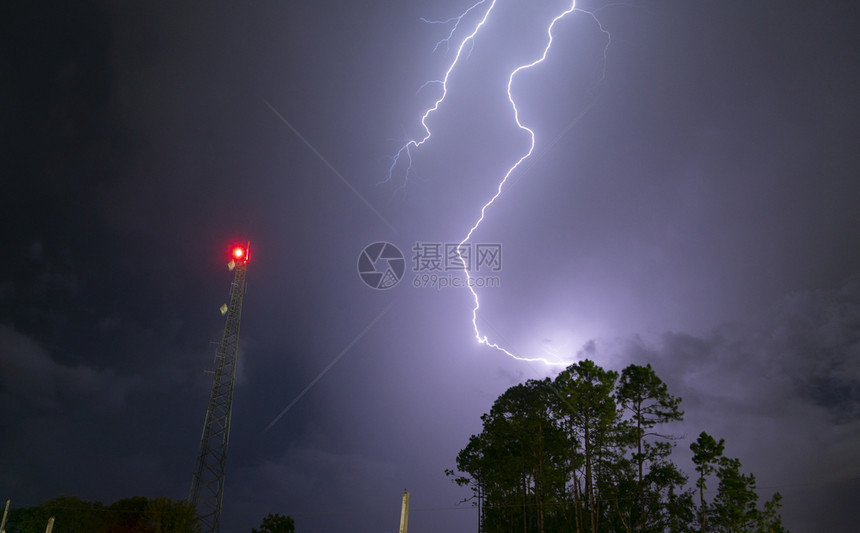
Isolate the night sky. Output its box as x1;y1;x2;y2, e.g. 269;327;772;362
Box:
2;1;859;532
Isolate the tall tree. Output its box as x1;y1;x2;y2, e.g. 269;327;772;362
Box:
712;457;759;533
447;434;487;528
756;493;787;533
690;432;725;533
616;363;684;531
551;359;620;533
640;445;692;533
664;484;696;533
452;379;568;533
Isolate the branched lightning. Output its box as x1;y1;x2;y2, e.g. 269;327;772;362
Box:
386;0;495;186
421;0;487;54
393;0;607;366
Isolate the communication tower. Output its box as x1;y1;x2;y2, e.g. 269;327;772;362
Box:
189;243;250;533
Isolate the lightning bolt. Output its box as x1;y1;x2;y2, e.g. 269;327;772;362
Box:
392;0;608;366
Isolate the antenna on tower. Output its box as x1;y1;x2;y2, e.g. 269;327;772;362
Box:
189;242;251;533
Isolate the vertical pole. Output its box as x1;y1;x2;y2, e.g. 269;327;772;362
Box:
399;491;410;533
44;517;55;533
0;499;10;533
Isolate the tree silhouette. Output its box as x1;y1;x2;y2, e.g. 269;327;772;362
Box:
252;513;295;533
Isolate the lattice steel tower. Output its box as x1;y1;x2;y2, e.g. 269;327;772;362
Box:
190;243;250;533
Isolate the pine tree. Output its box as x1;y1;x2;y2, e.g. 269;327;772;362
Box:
551;360;620;533
616;363;684;531
690;432;725;532
711;457;759;532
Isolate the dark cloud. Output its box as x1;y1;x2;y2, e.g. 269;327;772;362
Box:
588;276;860;531
0;325;137;416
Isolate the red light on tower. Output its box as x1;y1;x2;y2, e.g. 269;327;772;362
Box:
228;242;250;267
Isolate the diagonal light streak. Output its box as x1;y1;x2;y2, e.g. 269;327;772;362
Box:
263;300;396;433
264;99;397;234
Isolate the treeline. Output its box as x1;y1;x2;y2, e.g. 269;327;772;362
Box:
4;498;296;533
447;360;787;533
4;496;198;533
